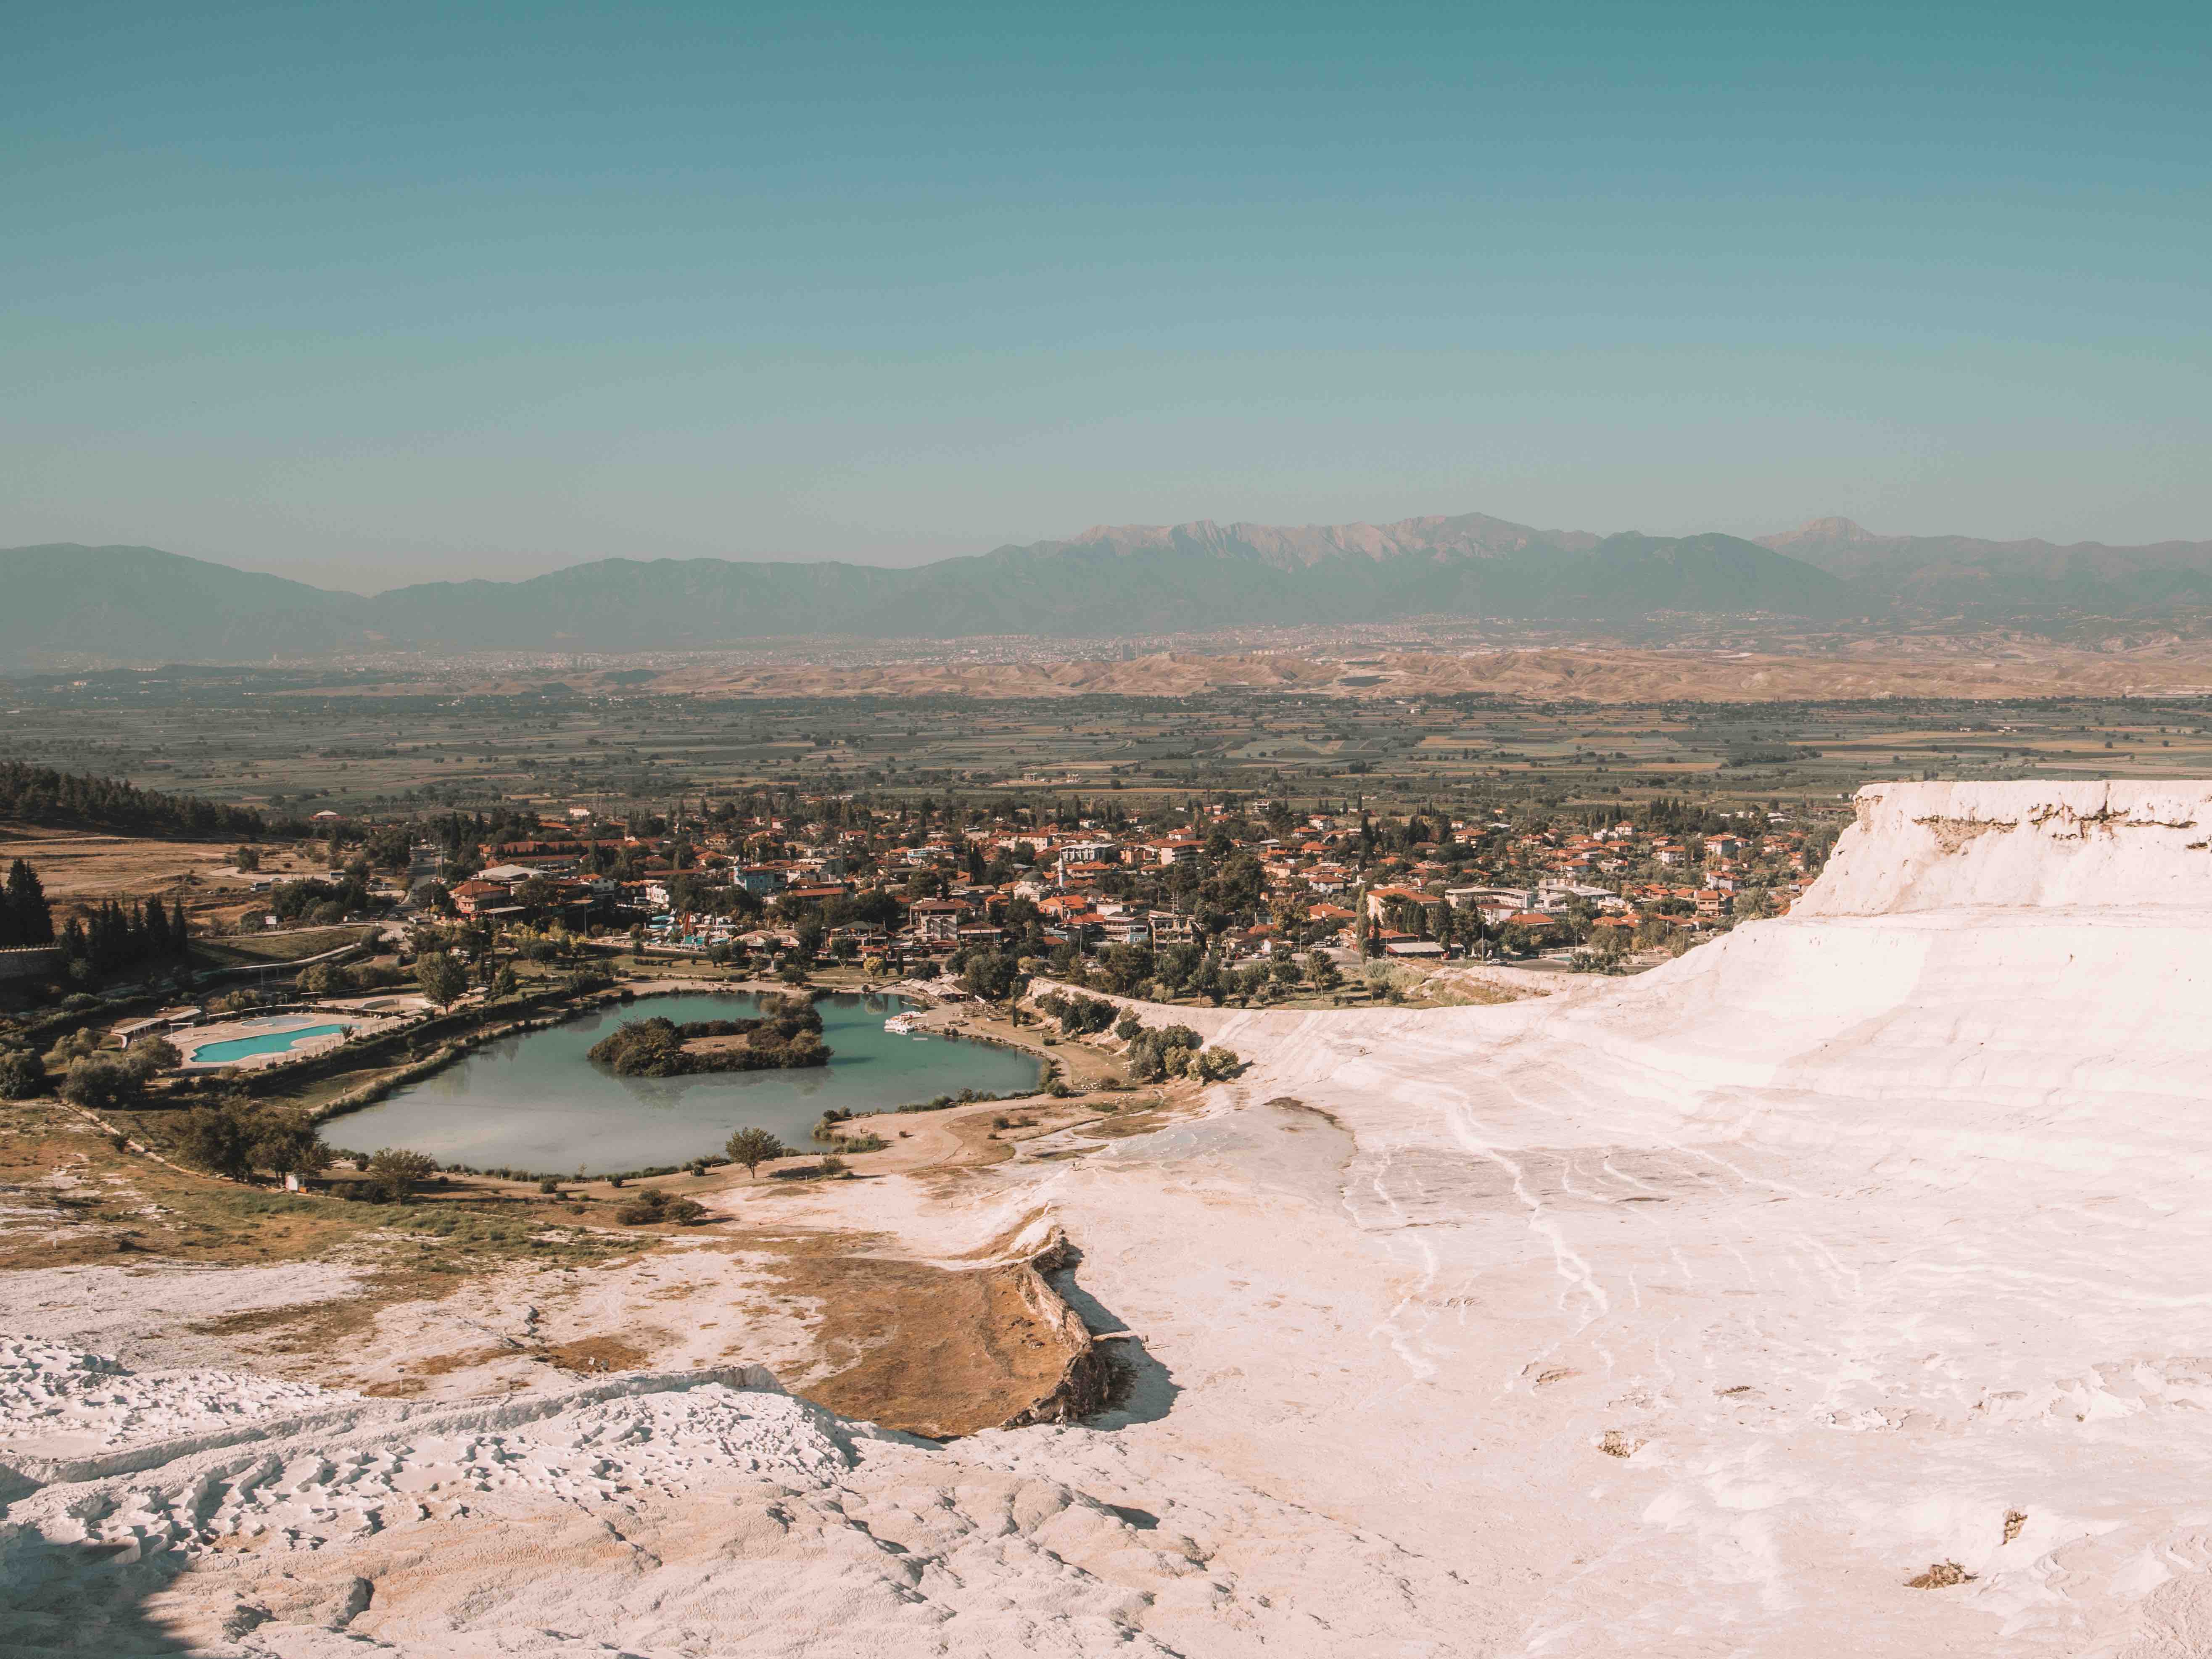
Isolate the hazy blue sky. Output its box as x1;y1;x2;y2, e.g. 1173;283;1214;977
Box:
5;1;2207;588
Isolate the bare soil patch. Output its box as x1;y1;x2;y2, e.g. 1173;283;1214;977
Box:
544;1335;654;1374
751;1232;1084;1439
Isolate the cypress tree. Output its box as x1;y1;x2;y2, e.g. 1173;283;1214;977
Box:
170;898;190;953
6;859;53;946
143;897;169;957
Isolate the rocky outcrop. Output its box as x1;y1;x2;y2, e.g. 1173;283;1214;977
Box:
998;1229;1119;1429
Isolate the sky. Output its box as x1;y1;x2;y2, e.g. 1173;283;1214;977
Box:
4;0;2208;591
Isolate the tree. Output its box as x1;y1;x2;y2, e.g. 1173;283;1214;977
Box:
490;964;520;1000
364;1147;437;1202
5;859;54;946
414;951;467;1009
725;1126;787;1179
253;1108;332;1181
179;1098;255;1177
126;1037;182;1076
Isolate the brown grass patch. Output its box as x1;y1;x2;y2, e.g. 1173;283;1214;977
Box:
759;1234;1084;1439
360;1346;517;1396
544;1335;652;1374
0;828;245;902
0;1231;156;1270
185;1268;460;1356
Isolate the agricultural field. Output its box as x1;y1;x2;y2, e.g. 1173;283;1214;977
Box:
5;665;2212;828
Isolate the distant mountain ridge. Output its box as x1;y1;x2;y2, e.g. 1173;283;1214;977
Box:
1759;517;2212;611
2;509;2207;667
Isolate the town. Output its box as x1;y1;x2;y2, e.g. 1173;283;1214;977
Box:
199;785;1840;1004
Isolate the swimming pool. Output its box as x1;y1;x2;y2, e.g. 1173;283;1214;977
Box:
190;1023;352;1063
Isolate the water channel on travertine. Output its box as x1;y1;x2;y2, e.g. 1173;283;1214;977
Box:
328;992;1043;1174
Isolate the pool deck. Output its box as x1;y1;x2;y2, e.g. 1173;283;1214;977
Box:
174;1011;401;1072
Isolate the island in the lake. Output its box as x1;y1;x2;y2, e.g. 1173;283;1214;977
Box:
587;995;830;1076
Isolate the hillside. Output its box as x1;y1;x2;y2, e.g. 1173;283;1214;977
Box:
0;520;1856;665
1761;516;2212;610
0;544;380;664
12;509;2212;667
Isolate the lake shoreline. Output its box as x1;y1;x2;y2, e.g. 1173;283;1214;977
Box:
320;984;1047;1179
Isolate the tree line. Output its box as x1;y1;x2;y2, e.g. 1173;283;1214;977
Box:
59;895;192;976
0;761;264;838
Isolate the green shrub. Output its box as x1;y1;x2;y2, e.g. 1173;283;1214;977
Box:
1194;1045;1243;1082
0;1050;45;1100
617;1186;708;1225
61;1054;143;1112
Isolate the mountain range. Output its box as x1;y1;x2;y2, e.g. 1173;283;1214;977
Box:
4;512;2210;668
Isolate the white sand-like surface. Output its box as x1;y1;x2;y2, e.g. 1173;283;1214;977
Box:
8;779;2212;1655
0;1338;351;1460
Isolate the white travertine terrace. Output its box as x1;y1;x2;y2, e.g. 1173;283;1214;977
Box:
7;780;2212;1655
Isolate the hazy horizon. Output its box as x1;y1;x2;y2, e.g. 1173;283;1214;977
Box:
7;0;2207;590
18;504;2212;600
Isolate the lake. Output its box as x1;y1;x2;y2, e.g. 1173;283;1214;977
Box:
327;992;1042;1175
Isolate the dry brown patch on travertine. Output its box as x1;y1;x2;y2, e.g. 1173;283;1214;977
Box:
754;1230;1091;1439
544;1335;653;1374
362;1346;517;1396
1906;1561;1975;1589
187;1268;463;1358
1914;813;2019;854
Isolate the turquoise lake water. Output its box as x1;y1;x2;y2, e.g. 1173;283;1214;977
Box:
327;992;1042;1175
192;1023;352;1063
